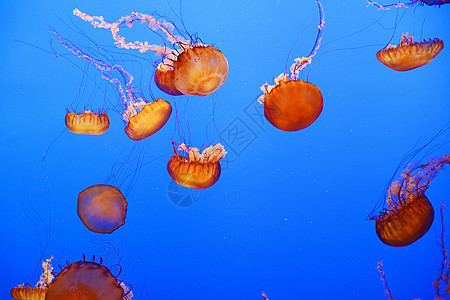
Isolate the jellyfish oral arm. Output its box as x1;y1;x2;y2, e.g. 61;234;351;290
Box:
289;0;325;80
73;9;189;56
367;0;418;9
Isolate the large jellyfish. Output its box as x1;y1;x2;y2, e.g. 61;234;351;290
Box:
167;143;227;189
258;0;324;132
45;258;132;300
52;30;172;141
369;154;450;246
74;9;229;97
376;33;444;71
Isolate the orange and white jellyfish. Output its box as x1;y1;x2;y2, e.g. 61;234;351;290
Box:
52;30;172;141
77;184;128;234
10;256;54;300
73;9;229;97
45;258;132;299
167;142;227;189
376;33;444;71
65;110;110;135
369;154;450;247
258;0;324;132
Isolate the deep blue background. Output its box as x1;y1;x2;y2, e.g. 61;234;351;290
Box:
1;1;449;299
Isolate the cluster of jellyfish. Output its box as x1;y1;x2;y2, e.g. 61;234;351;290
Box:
257;0;447;297
10;0;449;298
363;1;448;297
11;7;231;299
55;8;231;235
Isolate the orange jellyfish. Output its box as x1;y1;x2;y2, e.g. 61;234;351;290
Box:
65;110;110;135
53;30;172;141
77;184;128;234
10;256;54;300
45;258;129;300
74;9;229;97
123;98;172;141
258;0;324;132
377;33;444;71
167;143;227;189
369;154;450;247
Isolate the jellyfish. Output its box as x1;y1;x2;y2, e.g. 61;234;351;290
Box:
10;256;54;300
369;154;450;247
368;0;450;10
65;110;110;135
167;143;227;189
258;0;324;132
45;258;128;300
377;205;450;298
52;30;172;141
376;33;444;71
73;9;229;97
77;184;128;234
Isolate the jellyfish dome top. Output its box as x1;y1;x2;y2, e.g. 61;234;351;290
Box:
377;33;444;71
45;258;130;300
122;98;172;141
167;143;227;189
258;0;324;132
10;256;54;300
52;30;172;141
74;9;229;97
65;110;110;135
78;184;128;234
370;154;450;247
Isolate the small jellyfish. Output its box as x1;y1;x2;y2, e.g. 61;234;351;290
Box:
65;110;110;135
52;30;172;141
74;9;229;97
258;0;324;132
369;154;450;246
77;184;128;234
45;259;125;300
167;143;227;189
377;33;444;71
10;256;54;300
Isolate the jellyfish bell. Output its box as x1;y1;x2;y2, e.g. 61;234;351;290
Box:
375;193;434;246
74;9;229;97
170;45;229;96
154;64;184;96
45;259;127;300
123;98;172;141
167;143;227;189
259;76;323;132
10;286;47;300
65;110;110;135
77;184;128;234
377;33;444;71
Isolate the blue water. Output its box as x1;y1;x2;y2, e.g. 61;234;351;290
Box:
1;0;449;299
